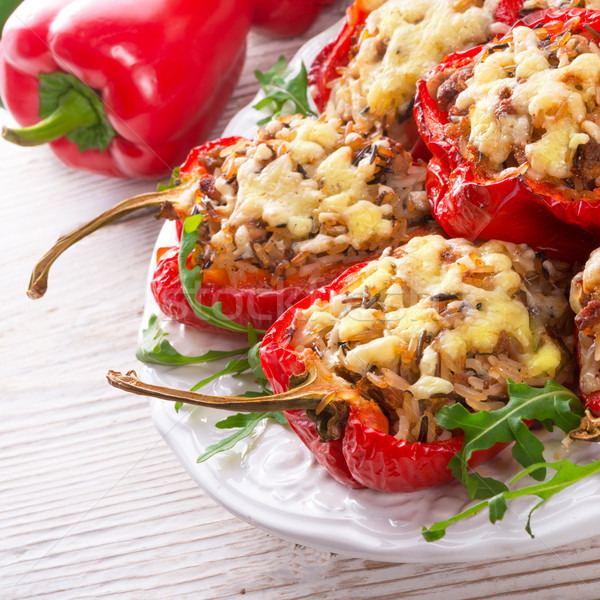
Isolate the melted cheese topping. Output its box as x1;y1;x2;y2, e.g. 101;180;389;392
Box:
453;25;600;180
327;0;500;131
209;116;428;260
294;235;571;401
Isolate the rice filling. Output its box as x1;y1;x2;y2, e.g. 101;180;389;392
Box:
291;235;574;443
185;115;431;289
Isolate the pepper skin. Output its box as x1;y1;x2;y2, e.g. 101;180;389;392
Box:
0;0;252;178
260;263;505;493
151;245;310;333
252;0;337;38
413;9;600;263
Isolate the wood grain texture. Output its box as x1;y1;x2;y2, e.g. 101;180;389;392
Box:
2;3;600;598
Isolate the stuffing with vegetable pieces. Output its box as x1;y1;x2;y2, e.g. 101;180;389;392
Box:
435;16;600;191
310;0;515;140
175;115;431;290
282;235;575;445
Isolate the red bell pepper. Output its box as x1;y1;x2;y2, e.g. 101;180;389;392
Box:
570;254;600;417
0;0;252;178
252;0;337;39
413;8;600;263
259;262;505;492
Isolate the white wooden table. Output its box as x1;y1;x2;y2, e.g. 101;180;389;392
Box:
3;4;600;598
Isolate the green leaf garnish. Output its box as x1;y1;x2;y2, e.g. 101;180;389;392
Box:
422;458;600;541
187;337;277;459
246;324;270;393
178;216;265;334
197;411;286;463
254;56;315;126
190;357;251;391
436;380;584;500
136;314;248;365
157;166;182;191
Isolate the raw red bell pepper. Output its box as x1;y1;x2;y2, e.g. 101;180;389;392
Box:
413;8;600;263
0;0;252;178
259;262;504;492
252;0;337;38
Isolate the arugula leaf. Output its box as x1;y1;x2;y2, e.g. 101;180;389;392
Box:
157;166;182;191
216;411;287;429
246;324;270;392
254;56;315;126
190;358;251;391
164;307;275;450
136;314;248;365
436;380;584;500
197;411;286;463
422;458;600;541
178;216;265;334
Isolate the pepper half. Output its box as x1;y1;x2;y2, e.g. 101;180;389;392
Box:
308;0;522;148
260;234;575;490
108;234;575;492
29;115;437;335
414;8;600;262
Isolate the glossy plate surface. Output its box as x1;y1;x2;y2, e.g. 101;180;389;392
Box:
145;25;600;561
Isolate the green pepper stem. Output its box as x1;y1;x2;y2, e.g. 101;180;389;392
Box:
27;184;196;299
2;89;98;146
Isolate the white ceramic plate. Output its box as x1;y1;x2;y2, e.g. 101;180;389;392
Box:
144;24;600;562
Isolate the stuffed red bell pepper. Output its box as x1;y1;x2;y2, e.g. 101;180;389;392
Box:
308;0;522;146
149;114;438;332
0;0;252;178
28;114;437;333
570;248;600;421
259;234;575;491
414;8;600;263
